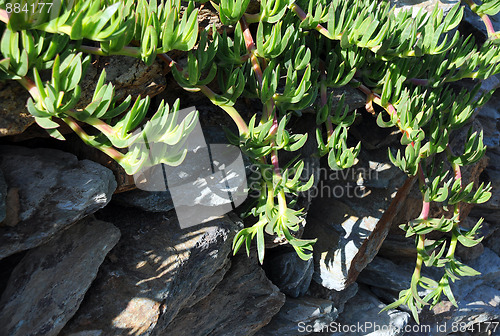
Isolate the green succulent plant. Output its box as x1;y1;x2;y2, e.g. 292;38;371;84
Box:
0;0;498;323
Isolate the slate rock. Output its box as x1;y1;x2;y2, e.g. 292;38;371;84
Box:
256;296;339;336
60;205;239;335
331;286;410;336
0;169;6;222
390;0;459;15
303;148;414;291
113;190;174;212
264;248;314;298
471;147;500;225
307;281;359;315
161;254;286;336
0;146;116;259
358;257;414;292
0;218;120;336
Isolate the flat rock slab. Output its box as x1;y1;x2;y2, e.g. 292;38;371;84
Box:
0;146;117;259
304;149;414;291
263;248;314;298
256;296;338;336
60;205;239;336
0;218;120;336
112;190;174;213
161;254;285;336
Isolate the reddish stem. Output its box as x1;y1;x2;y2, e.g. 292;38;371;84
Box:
240;17;263;89
0;9;9;24
289;4;330;37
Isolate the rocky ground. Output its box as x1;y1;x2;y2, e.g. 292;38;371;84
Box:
0;1;499;335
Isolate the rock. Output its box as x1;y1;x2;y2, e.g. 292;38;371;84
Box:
0;169;6;222
358;257;413;292
60;205;239;335
470;147;500;225
307;281;359;315
263;248;314;298
256;296;338;336
303;148;415;291
1;187;20;227
484;228;500;256
161;254;285;336
475;77;500;150
390;0;459;15
331;286;410;336
113;190;174;212
0;82;34;137
378;236;417;261
0;146;116;259
456;242;485;262
0;218;120;336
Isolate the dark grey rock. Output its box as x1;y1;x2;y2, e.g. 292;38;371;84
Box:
60;206;239;335
161;254;286;336
475;77;500;150
331;286;410;336
485;228;500;256
264;249;314;298
307;281;358;315
0;218;120;336
0;169;6;222
358;257;413;292
0;146;116;259
256;296;338;336
471;147;500;226
113;190;174;213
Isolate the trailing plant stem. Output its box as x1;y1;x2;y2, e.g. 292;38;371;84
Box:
62;116;124;161
78;45;141;58
17;76;40;101
240;17;264;89
463;0;496;37
158;53;249;136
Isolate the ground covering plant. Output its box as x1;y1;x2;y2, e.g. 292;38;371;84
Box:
0;0;498;322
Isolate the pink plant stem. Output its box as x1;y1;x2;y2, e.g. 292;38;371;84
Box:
464;0;496;37
240;17;263;89
62;117;124;161
419;200;430;220
0;9;9;24
239;17;281;175
481;14;496;37
289;3;330;37
320;75;334;137
17;76;41;101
